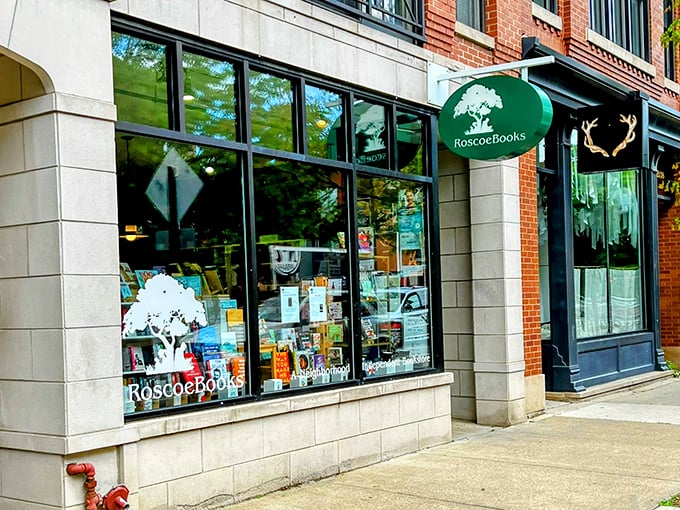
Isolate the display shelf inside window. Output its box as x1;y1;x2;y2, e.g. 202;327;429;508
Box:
120;263;247;415
258;276;350;392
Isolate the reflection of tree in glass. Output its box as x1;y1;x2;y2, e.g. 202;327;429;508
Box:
249;71;294;151
182;52;237;141
358;177;402;236
112;32;168;128
253;159;345;245
116;136;244;264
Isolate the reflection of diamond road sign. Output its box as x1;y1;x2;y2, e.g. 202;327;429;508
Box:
146;148;204;223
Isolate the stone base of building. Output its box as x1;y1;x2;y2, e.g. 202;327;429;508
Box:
525;374;546;417
1;373;453;509
663;346;680;366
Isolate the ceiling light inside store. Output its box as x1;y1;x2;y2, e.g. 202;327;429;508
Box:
315;119;328;129
120;225;149;242
204;166;215;175
183;94;195;102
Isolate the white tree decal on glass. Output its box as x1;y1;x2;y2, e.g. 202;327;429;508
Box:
122;273;207;375
453;84;504;135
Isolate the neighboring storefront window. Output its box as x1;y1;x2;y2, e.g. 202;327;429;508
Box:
112;21;437;418
357;177;431;376
570;132;644;338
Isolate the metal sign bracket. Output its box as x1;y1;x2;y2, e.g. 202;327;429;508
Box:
427;56;555;107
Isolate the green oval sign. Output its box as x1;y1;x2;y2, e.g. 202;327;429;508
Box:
438;75;553;160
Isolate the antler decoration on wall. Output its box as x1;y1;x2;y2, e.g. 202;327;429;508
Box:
580;114;638;158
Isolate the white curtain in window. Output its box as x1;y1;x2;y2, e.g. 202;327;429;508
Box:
609;268;642;333
574;267;608;338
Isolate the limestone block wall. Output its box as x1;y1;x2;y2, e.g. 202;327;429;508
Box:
98;374;451;509
438;149;475;421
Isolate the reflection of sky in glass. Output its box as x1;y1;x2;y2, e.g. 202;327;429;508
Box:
249;72;294;150
306;85;344;160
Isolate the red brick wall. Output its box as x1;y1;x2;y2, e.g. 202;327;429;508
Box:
519;151;542;376
424;0;680;373
659;202;680;347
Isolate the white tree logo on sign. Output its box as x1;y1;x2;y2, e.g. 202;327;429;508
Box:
122;273;207;375
453;84;504;135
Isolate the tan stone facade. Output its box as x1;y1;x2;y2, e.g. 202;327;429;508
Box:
6;0;673;507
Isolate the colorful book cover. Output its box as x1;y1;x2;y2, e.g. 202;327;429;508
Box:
328;347;343;366
230;356;246;381
175;275;203;296
313;354;326;370
328;323;343;343
129;346;145;371
207;358;228;381
273;351;291;383
328;301;343;320
295;351;311;375
181;352;203;384
227;308;244;326
120;282;133;300
134;269;159;289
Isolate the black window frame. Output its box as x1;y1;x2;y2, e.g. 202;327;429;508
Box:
590;0;649;60
307;0;425;45
112;15;442;421
665;0;676;81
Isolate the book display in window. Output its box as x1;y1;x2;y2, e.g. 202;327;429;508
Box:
121;269;248;415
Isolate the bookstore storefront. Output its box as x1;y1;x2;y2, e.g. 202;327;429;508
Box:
0;5;452;510
113;18;443;417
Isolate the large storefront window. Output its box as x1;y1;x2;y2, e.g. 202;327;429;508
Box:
254;158;350;390
357;177;431;376
117;135;248;415
570;133;644;338
112;22;438;418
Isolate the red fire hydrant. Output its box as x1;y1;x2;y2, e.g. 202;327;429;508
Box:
66;462;130;510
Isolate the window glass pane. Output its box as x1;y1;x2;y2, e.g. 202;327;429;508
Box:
112;33;169;129
354;100;389;168
396;110;425;175
117;134;248;416
357;177;432;377
456;0;484;31
538;174;551;340
305;85;345;160
589;0;648;59
665;0;675;80
571;128;643;338
183;52;237;141
606;170;643;333
572;172;609;337
250;71;294;151
253;157;350;391
533;0;557;13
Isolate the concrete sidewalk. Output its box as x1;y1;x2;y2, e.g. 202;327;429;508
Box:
224;376;680;510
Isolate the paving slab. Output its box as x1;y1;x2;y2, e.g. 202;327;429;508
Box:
221;378;680;510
